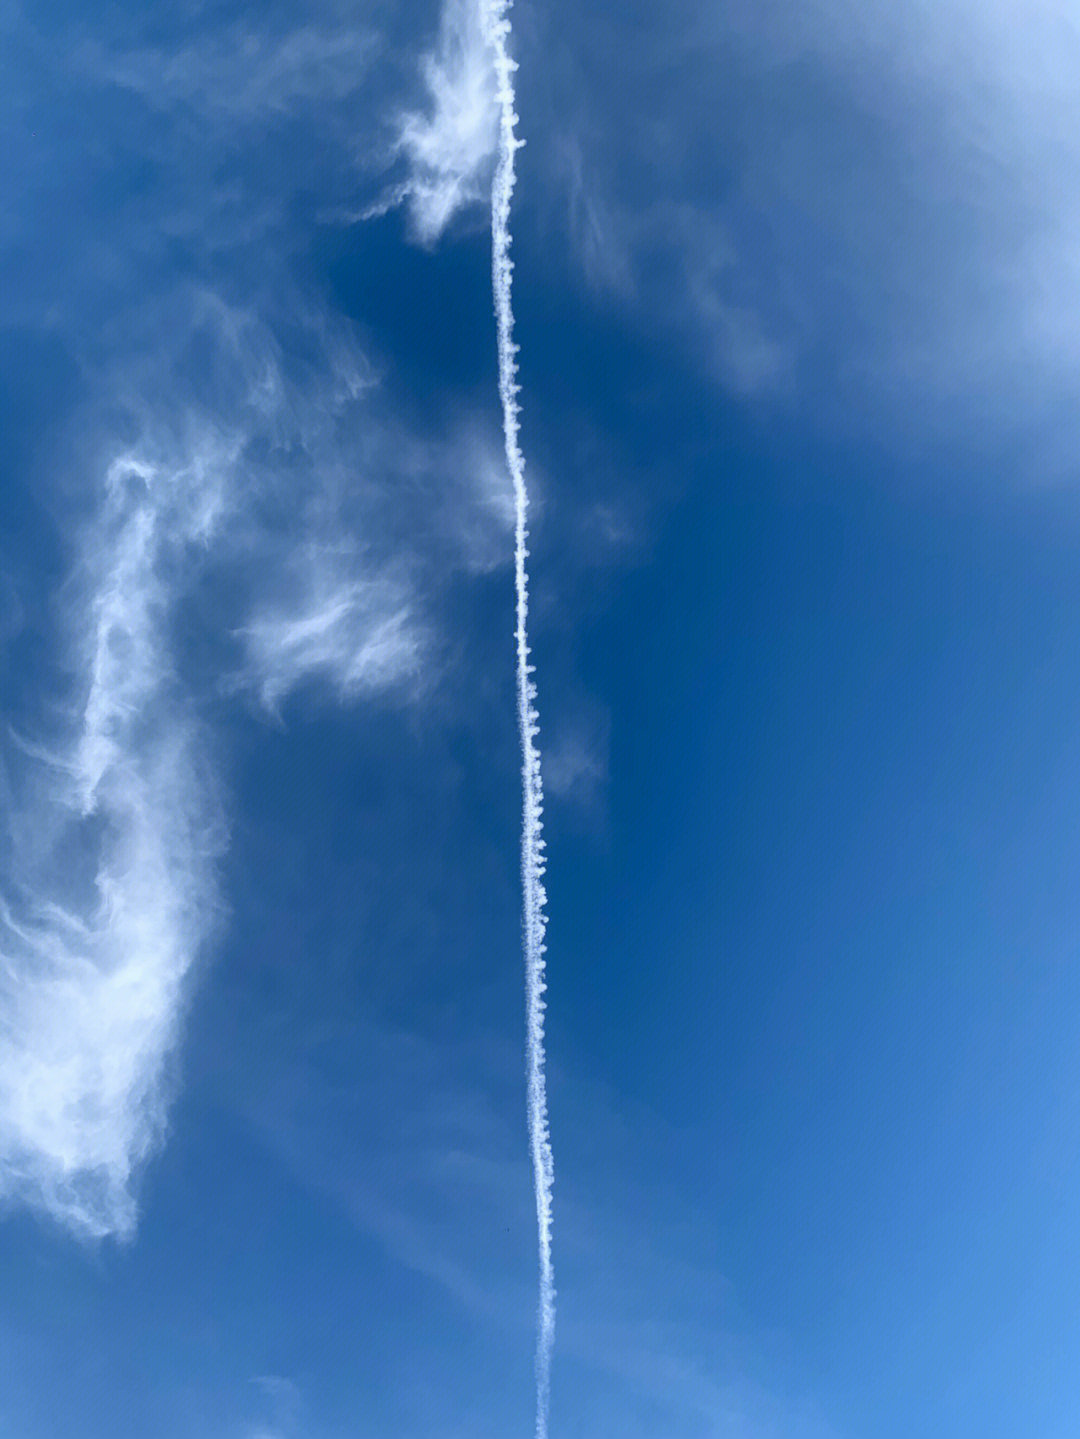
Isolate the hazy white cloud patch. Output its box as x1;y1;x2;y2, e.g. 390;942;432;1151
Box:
245;1374;302;1439
424;426;516;576
671;207;792;396
0;0;537;1242
0;272;527;1237
719;0;1080;436
357;0;499;244
543;0;1080;447
0;442;231;1239
555;135;636;300
240;563;425;716
544;705;610;816
554;138;790;398
78;18;378;124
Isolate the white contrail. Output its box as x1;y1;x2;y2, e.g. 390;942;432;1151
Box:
480;2;555;1435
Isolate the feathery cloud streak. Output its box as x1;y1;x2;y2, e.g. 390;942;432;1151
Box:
0;0;539;1269
0;289;454;1236
241;568;423;716
0;443;229;1237
362;0;499;244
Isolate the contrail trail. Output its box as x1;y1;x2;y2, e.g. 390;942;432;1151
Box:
480;2;555;1434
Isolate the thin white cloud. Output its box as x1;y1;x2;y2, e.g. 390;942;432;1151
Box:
0;0;530;1241
374;0;500;244
240;565;425;716
0;444;230;1239
553;138;790;397
0;276;517;1237
429;427;516;576
103;291;445;719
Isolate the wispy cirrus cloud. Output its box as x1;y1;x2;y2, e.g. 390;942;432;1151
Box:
0;0;529;1243
0;265;516;1234
79;21;379;123
0;333;332;1238
355;0;499;245
0;442;230;1238
240;565;424;716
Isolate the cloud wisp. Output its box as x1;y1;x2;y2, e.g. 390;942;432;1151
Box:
79;20;378;125
0;445;229;1238
355;0;500;244
479;1;556;1433
239;557;424;717
0;287;447;1239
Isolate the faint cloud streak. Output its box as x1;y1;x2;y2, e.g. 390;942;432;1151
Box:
358;0;499;245
0;443;230;1238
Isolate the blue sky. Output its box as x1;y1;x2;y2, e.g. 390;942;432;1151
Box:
4;2;1080;1437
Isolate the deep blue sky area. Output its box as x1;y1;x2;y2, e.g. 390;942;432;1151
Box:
4;2;1080;1438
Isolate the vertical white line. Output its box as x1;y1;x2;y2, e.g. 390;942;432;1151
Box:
481;3;555;1434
